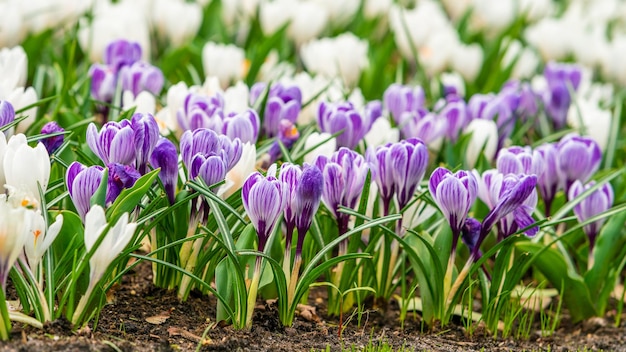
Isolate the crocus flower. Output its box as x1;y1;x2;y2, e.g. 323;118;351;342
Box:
568;180;614;252
222;109;260;144
89;64;117;103
383;83;425;125
250;82;302;138
66;162;105;221
542;62;582;130
496;145;543;176
280;163;303;240
202;42;246;89
106;163;141;206
440;100;468;142
3;134;50;207
25;213;63;272
464;119;498;168
0;100;15;129
367;144;396;213
176;92;225;132
428;167;478;245
293;164;324;253
317;101;373;149
40;121;65;155
242;165;289;252
316;148;369;234
534;142;559;216
86;120;136;166
150;137;179;204
265;120;299;167
131;113;160;174
557;134;602;194
120;61;164;97
400;112;447;146
303;132;336;164
103;39;142;73
391;138;429;209
0;194;32;290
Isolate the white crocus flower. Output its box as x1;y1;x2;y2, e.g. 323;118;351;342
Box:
84;206;137;286
218;142;257;200
24;213;64;272
122;90;156;115
364;118;399;148
2;134;50;205
223;81;250;113
0;2;24;48
450;44;483;82
0;46;28;97
312;0;360;27
501;40;540;79
303;132;337;164
0;134;6;193
152;0;202;46
202;42;247;89
0;194;33;290
464;119;498;168
364;0;393;19
287;1;328;45
301;33;369;87
7;87;39;134
440;71;466;97
567;99;611;151
259;0;293;36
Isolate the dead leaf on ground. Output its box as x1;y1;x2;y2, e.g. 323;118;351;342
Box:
296;304;320;322
168;327;212;345
146;309;173;325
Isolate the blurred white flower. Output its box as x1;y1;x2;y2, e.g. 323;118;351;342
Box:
469;0;516;36
450;44;483;81
287;1;328;45
221;0;260;29
501;39;540;79
152;0;202;46
301;33;369;87
202;42;247;89
0;46;28;97
364;118;399;148
0;1;25;47
259;0;293;36
364;0;393;19
312;0;360;27
440;72;466;97
155;82;192;135
6;87;39;134
389;2;451;59
524;18;571;61
567;99;611;151
122;91;156;115
464;119;498;168
78;1;151;62
303;132;336;164
223;81;251;114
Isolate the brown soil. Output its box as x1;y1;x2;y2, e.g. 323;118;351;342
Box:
2;261;626;352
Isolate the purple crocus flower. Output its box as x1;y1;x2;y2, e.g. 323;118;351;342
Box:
461;217;482;255
439;100;468;142
535;142;560;216
293;164;324;254
86;120;136;166
557;134;602;194
242;165;289;252
383;83;425;125
280;163;303;238
120;61;164;97
367;144;396;213
104;39;142;73
40;121;65;154
428;168;478;250
150;137;179;204
131;113;160;174
66;162;104;221
89;64;117;103
496;146;543;176
265;120;299;167
180;128;243;190
480;174;538;245
568;180;614;252
177;92;225;132
475;170;538;240
502;80;539;121
400;112;447;145
543;62;582;130
222;109;260;144
316;148;369;235
106;163;141;206
0;100;15;129
467;93;495;120
317;101;373;149
250;82;302;138
390;138;429;209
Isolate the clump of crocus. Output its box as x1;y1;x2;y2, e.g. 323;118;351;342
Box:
250;82;302;138
242;164;289;328
317;101;379;149
568;180;614;259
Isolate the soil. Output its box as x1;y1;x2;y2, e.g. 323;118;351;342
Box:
1;261;626;352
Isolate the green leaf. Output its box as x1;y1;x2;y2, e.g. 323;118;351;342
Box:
516;242;597;322
106;169;160;223
90;168;108;209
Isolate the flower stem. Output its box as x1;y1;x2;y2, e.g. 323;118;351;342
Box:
245;257;263;329
0;288;11;341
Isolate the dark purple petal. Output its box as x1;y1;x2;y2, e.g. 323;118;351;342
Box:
40;121;65;154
